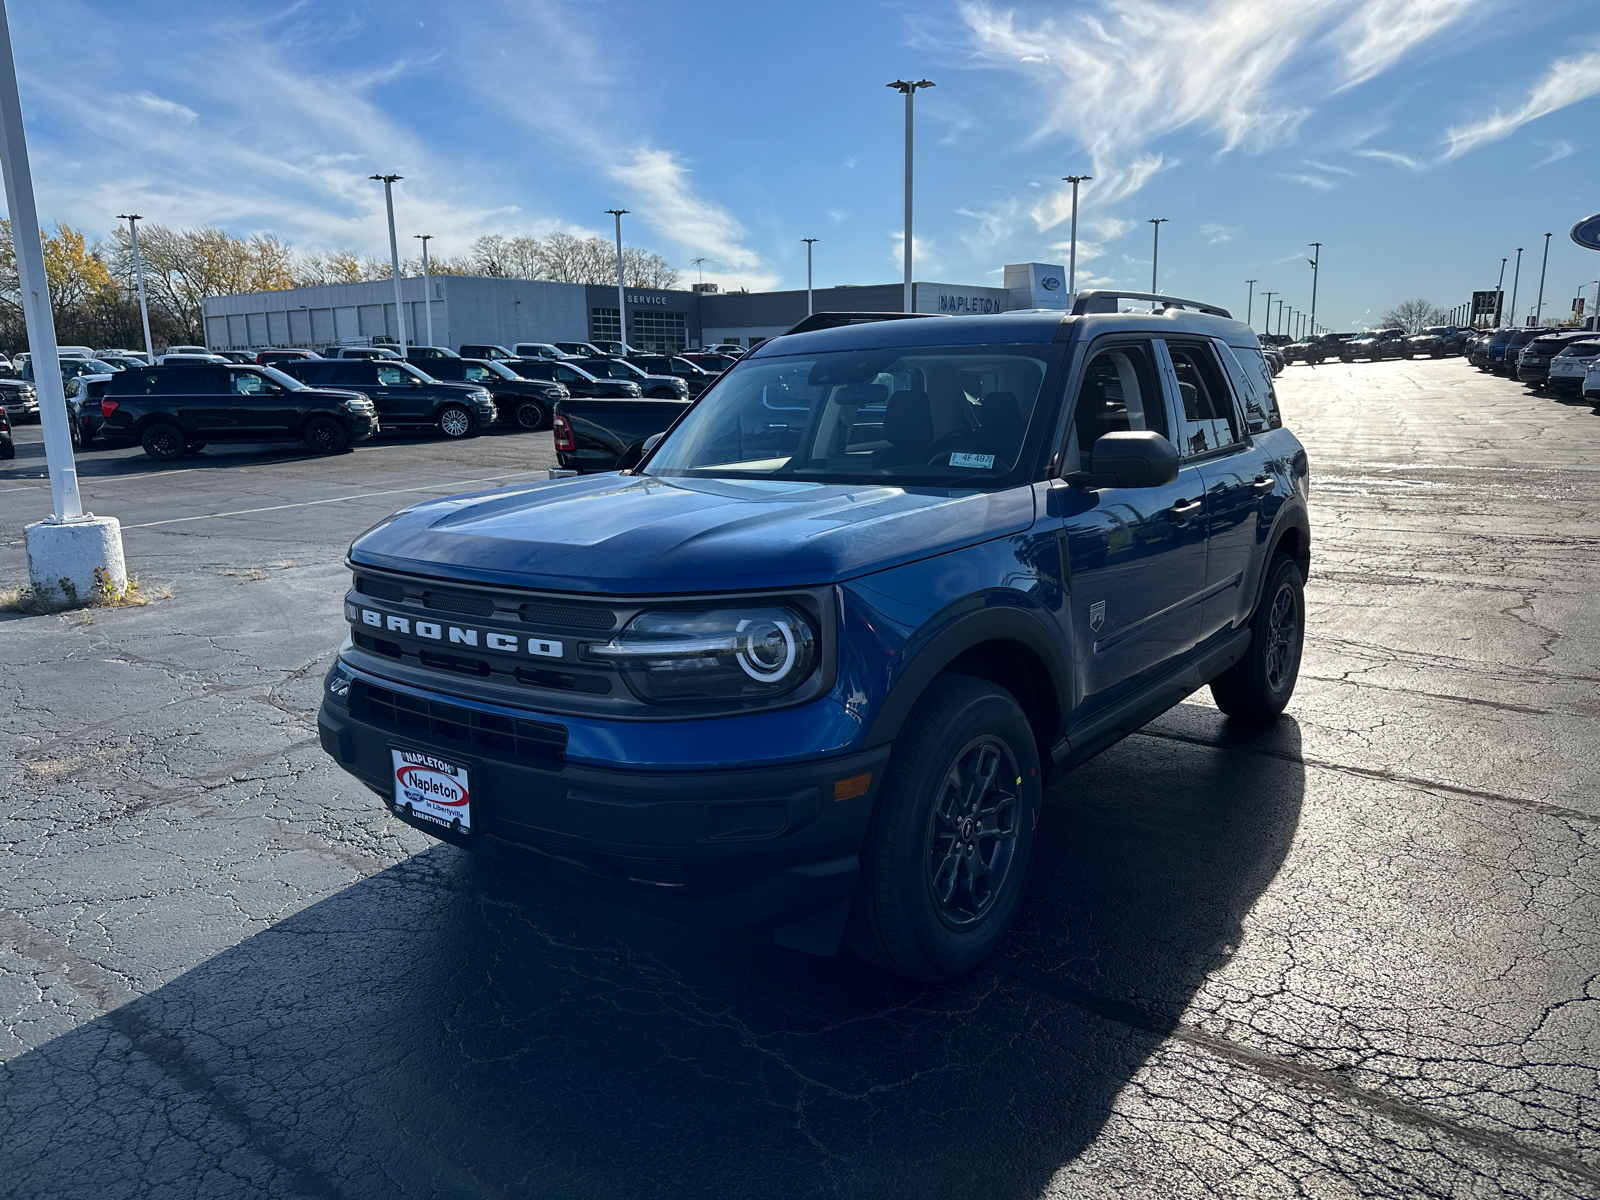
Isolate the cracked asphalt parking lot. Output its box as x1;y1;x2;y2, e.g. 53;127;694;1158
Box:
1;359;1597;1199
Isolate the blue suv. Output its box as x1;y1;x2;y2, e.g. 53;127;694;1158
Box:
318;292;1311;981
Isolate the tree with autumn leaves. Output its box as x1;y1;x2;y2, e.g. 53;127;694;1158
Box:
0;221;681;352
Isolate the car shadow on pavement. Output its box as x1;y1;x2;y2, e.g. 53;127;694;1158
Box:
1;715;1303;1200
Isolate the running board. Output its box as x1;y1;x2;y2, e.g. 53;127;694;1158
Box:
1050;628;1252;775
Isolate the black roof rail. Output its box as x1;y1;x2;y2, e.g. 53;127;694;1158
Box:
782;311;945;337
1070;290;1232;319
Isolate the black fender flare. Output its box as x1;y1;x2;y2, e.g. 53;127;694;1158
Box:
863;602;1071;751
1249;500;1311;618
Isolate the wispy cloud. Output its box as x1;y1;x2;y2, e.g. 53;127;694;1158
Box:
1278;172;1339;191
1201;223;1235;244
960;0;1472;228
1534;139;1573;168
1444;49;1600;159
1354;147;1425;170
890;232;941;276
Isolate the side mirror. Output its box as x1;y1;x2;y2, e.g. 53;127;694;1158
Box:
642;432;664;455
1067;430;1180;490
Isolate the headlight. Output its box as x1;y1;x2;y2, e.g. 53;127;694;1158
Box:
589;607;816;702
324;660;353;703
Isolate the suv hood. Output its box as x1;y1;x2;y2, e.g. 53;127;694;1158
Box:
349;472;1037;594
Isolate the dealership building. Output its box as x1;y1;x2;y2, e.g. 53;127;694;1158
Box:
200;262;1072;355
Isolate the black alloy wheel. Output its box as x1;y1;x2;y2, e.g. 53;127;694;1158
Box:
1209;553;1305;724
140;421;185;461
304;416;348;454
436;403;474;439
848;675;1041;982
513;399;547;431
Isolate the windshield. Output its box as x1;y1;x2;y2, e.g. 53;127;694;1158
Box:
645;344;1054;488
478;360;519;380
258;365;305;390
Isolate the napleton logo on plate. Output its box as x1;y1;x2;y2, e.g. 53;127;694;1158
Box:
392;749;472;831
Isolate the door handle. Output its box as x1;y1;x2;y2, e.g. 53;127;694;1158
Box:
1168;498;1202;520
1253;475;1275;492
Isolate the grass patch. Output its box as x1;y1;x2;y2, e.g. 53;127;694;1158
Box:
0;572;172;615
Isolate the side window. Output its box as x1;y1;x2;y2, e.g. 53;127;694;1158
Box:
230;370;267;395
1070;343;1168;468
375;365;410;386
331;364;371;387
1221;344;1280;433
462;365;493;382
1166;343;1240;456
164;369;221;396
553;366;579;383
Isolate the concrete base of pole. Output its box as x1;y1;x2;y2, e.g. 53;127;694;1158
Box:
25;514;127;604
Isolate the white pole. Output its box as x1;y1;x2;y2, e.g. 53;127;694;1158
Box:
803;237;818;315
0;0;80;521
888;80;933;314
607;209;628;349
1063;175;1091;295
372;174;407;356
120;213;154;362
415;234;434;347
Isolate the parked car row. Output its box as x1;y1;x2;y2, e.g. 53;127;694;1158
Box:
1465;326;1600;398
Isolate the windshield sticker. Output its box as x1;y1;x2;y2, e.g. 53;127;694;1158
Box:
949;452;995;469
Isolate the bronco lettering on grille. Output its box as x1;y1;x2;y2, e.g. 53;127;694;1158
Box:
352;606;563;659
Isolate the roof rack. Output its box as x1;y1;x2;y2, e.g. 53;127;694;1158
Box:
782;311;945;336
1070;290;1232;319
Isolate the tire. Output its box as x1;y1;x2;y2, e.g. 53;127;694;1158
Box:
304;416;348;454
0;438;12;460
847;675;1041;982
1209;554;1305;724
436;403;474;439
513;399;547;431
185;442;206;453
141;421;185;461
647;387;677;399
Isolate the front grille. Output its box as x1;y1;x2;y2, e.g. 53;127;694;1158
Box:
352;680;567;767
355;575;405;603
423;589;495;618
519;601;615;631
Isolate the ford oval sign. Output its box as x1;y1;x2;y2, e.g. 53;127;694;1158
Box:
1572;213;1600;252
1040;276;1061;291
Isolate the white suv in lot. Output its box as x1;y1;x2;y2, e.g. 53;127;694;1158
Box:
1547;338;1600;394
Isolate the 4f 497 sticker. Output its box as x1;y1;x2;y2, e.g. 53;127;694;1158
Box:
391;749;471;832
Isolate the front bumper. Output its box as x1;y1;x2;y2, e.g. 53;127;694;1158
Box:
317;682;888;935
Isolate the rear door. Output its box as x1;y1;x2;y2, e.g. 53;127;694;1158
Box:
182;369;240;437
1055;338;1209;713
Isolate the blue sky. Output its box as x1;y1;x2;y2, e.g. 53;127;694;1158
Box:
12;0;1600;332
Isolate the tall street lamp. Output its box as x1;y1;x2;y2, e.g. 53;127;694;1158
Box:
413;234;434;348
802;237;819;315
1148;217;1168;292
1509;247;1524;327
1260;290;1277;336
118;213;153;362
1535;231;1552;324
369;174;407;357
606;209;629;348
1245;279;1257;327
1308;243;1321;341
1063;174;1091;294
887;78;934;313
1275;299;1284;337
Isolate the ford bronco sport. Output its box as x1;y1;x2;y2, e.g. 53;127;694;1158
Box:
318;291;1311;981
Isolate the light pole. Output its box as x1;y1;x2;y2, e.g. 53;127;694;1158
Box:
606;208;629;348
1494;257;1507;325
888;78;934;313
1509;247;1524;327
412;234;434;348
1260;291;1277;335
369;174;407;356
1148;218;1168;292
118;213;154;362
1245;279;1257;326
1063;174;1091;294
1275;299;1284;337
1308;243;1321;341
1535;231;1552;324
802;237;819;315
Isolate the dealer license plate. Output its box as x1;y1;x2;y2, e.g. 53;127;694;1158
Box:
391;748;472;832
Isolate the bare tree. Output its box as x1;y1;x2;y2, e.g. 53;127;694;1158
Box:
1380;299;1446;333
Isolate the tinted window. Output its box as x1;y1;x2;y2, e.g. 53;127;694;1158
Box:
331;364;374;387
647;345;1052;487
426;360;465;380
554;365;593;384
510;362;554;380
1165;343;1239;456
1070;344;1167;467
1223;345;1280;433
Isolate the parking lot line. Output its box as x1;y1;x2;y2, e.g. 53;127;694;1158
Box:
121;469;548;529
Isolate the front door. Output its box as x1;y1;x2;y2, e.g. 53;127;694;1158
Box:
1055;339;1209;715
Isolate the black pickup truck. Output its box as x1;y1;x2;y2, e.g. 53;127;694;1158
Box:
552;397;691;473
